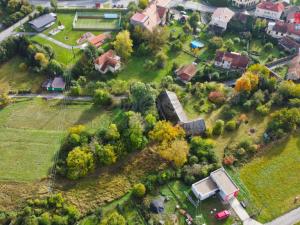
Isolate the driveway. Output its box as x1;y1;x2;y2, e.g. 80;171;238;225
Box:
0;11;36;43
265;207;300;225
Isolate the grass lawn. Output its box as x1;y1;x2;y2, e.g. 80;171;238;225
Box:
30;35;82;65
151;181;236;225
249;39;284;64
0;98;118;181
274;65;288;79
0;56;45;93
239;133;300;222
42;13;86;46
117;52;195;83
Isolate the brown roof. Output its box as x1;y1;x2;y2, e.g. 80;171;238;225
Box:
287;55;300;81
130;0;170;31
279;36;300;51
89;33;110;47
211;7;235;23
273;20;288;33
257;1;285;12
94;50;120;71
215;51;249;69
176;64;197;82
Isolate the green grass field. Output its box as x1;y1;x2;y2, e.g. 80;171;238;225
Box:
0;98;117;181
117;52;195;83
0;56;45;93
30;35;82;66
42;13;86;45
239;134;300;222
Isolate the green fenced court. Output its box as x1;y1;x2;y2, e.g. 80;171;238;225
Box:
73;11;121;31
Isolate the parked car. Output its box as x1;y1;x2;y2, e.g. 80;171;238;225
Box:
215;210;231;220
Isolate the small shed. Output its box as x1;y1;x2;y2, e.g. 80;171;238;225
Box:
190;40;204;49
47;77;66;92
150;197;165;214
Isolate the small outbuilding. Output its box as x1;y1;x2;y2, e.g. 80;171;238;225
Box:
175;64;197;83
150;197;165;214
192;167;239;202
43;77;66;92
29;13;56;32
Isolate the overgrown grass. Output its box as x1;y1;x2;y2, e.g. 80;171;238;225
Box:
0;98;117;181
0;56;45;93
239;133;300;222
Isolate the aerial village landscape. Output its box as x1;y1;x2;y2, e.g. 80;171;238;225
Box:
0;0;300;224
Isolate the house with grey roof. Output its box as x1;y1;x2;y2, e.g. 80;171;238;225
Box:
29;13;56;32
156;90;206;136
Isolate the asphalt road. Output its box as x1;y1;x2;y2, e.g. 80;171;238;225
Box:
0;11;36;42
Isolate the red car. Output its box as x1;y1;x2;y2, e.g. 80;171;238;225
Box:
215;210;231;220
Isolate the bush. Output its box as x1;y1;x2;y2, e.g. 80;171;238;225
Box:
132;183;146;197
93;89;112;106
256;104;270;116
225;120;237;131
213;119;224;136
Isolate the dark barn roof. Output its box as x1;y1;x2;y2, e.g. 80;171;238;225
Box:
29;14;56;30
157;90;206;135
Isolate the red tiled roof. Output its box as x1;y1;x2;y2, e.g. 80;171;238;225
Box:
131;12;147;23
215;51;249;69
288;23;300;36
273;20;288;33
89;33;110;47
257;1;285;12
94;50;120;71
176;64;197;82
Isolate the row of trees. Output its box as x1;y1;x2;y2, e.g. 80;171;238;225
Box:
0;0;33;27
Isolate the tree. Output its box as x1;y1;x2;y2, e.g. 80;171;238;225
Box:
66;146;95;180
158;139;189;167
155;51;168;68
189;12;200;33
212;119;224;136
105;124;120;141
208;36;223;50
149;121;185;143
132;183;146;197
93;89;112;106
235;72;259;93
100;212;125;225
130;82;157;114
34;52;48;68
50;0;57;10
95;144;117;166
145;27;169;54
138;0;148;9
113;30;133;60
46;59;64;76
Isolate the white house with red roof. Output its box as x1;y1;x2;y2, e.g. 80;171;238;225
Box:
255;1;285;20
94;50;121;74
130;0;170;31
214;51;249;70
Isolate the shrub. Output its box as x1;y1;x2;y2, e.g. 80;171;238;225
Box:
93;89;112;106
208;91;225;104
132;183;146;197
256;104;270;116
19;62;28;71
225;120;237;131
213;119;224;136
223;155;235;166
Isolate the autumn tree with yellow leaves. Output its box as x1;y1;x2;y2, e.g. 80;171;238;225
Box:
149;121;188;167
235;71;259;93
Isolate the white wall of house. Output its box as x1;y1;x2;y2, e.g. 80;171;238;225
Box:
215;60;231;69
192;185;218;201
233;0;259;8
94;63;121;74
255;8;283;20
210;19;228;30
